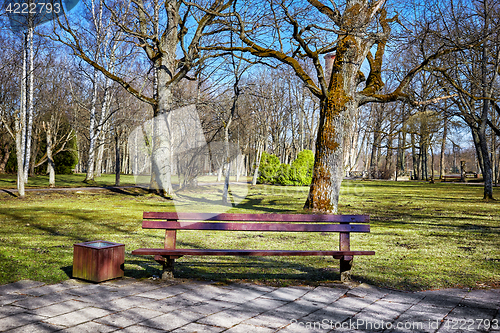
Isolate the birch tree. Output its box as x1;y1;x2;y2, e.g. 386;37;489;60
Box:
53;0;233;196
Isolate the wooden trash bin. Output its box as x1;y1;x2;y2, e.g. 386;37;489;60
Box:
73;240;125;282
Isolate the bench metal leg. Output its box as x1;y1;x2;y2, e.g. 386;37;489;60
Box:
340;256;353;282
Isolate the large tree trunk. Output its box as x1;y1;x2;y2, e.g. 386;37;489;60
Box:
305;32;368;213
477;130;493;199
305;97;353;213
149;62;175;197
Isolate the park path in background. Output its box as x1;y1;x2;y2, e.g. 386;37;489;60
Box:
0;182;251;195
0;278;498;332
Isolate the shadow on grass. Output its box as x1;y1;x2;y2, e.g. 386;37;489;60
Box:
0;206;140;242
105;187;145;197
1;189;17;197
60;265;73;279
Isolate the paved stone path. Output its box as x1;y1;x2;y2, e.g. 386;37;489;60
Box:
0;278;498;332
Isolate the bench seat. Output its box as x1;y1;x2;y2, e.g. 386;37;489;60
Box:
132;248;375;257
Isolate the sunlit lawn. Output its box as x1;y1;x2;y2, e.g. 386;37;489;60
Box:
0;175;498;291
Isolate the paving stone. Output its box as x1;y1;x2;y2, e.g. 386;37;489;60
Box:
458;297;500;310
445;303;497;319
214;289;267;304
4;321;65;332
0;305;28;319
61;321;118;333
0;280;46;295
153;294;204;309
235;283;277;294
73;290;136;305
181;284;232;299
185;299;235;315
273;299;325;317
30;300;90;317
171;322;225;332
133;286;186;300
420;288;469;300
243;312;297;329
12;292;76;310
387;313;446;333
44;307;114;327
95;296;156;311
197;309;261;328
0;312;46;331
65;285;121;297
463;288;500;300
139;309;205;331
136;299;181;313
15;284;82;297
101;278;142;288
277;320;332;333
328;295;373;312
263;287;312;301
346;283;388;300
381;290;426;305
107;283;163;297
299;306;356;325
299;286;348;304
0;293;30;306
352;301;408;322
95;307;164;328
231;297;288;312
400;308;450;321
223;323;275;333
113;324;165;332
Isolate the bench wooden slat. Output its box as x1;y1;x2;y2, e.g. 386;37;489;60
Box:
131;248;375;257
142;221;370;232
143;212;369;223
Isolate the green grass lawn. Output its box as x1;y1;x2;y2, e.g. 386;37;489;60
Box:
0;173;138;188
0;176;498;291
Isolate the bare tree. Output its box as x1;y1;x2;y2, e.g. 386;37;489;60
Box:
196;0;473;212
425;0;500;199
52;0;233;196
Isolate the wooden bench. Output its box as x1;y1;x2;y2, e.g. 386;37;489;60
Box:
443;173;479;181
131;212;374;282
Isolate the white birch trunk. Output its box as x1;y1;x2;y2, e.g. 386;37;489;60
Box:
20;32;27;186
24;24;34;183
85;69;99;181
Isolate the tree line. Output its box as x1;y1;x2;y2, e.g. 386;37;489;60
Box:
0;0;499;210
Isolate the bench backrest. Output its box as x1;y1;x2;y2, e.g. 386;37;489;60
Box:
142;212;370;233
